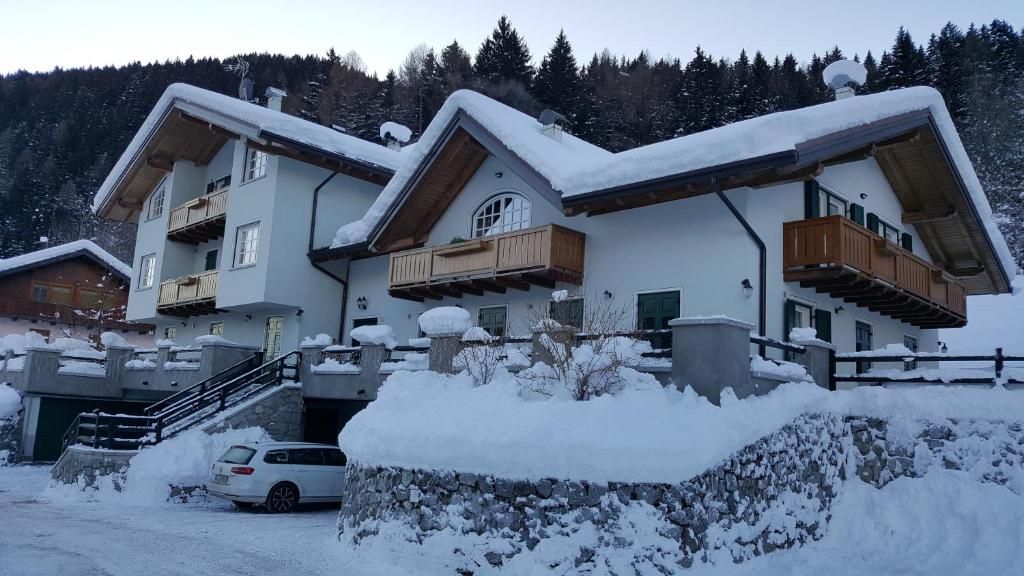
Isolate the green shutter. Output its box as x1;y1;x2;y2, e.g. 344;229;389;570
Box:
849;203;865;226
804;180;820;219
900;232;913;252
814;308;832;343
866;212;880;234
783;300;796;342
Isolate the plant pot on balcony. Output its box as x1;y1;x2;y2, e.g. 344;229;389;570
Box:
174;276;198;286
434;239;491;257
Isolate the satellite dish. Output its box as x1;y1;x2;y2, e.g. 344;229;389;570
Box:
823;59;867;89
224;57;254;101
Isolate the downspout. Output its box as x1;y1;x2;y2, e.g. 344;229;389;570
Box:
307;171;351;341
713;179;767;357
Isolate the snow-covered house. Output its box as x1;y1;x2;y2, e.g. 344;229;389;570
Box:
320;87;1015;356
0;240;153;345
93;84;407;355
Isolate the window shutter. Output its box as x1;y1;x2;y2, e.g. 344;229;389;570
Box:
866;212;880;234
849;203;865;226
814;308;832;343
803;180;820;219
783;300;796;342
900;232;913;252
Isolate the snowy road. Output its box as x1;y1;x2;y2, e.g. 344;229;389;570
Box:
0;466;349;576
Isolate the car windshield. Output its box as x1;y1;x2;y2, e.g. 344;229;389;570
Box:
218;446;256;465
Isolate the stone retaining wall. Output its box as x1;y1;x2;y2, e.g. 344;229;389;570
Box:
51;445;133;486
339;414;1024;572
204;384;304;441
0;414;20;465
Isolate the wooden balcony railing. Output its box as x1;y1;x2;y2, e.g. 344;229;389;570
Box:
388;224;585;301
166;188;228;243
156;270;219;317
783;215;966;327
0;296;153;333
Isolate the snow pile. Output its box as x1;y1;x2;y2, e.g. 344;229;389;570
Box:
47;427;271;506
409;337;431;348
58;361;106;377
312;359;361;374
517;335;660;399
461;327;493;343
750;355;811;381
0;332;30;355
154;338;175;347
788;326;819;342
194;335;236;346
0;239;131;278
125;359;157;370
351;324;397;349
0;384;20;422
842;343;914;358
301;333;333;347
379;353;429;372
164;360;200;370
418;307;472;336
50;337;97;353
100;331;131;348
379;121;412;144
822;59;868;86
551;289;569;302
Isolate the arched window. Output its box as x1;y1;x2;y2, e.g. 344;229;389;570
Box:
472;193;531;238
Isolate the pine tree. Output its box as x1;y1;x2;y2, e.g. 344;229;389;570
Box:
676;47;724;134
439;41;473;92
474;16;534;86
533;30;583;124
927;23;968;121
861;51;881;93
879;27;929;89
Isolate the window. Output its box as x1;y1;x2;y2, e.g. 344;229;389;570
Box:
204;249;219;272
77;288;112;310
478;306;508;338
263;450;289;464
234;222;260;267
289;448;325;466
805;181;848;219
209;321;224;337
243;147;268;182
472;193;531;238
207;175;231;193
218;446;256;465
148;185;165;220
324;449;347;467
879;219;901;244
855;321;873;374
164;326;176;341
139;254;156;289
550;298;584;329
31;284;48;303
904;335;919;370
49;286;72;306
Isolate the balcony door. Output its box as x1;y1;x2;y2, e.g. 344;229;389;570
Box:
636;291;680;350
265;315;284;358
855;321;873;374
478;306;507;338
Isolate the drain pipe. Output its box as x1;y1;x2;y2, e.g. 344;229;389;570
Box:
713;179;767;357
307;171;351;341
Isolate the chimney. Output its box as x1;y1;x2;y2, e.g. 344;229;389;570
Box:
834;86;855;100
264;87;287;111
379;121;411;151
538;109;567;143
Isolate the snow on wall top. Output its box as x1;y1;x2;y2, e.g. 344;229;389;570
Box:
92;83;407;213
330;86;1014;284
0;240;131;279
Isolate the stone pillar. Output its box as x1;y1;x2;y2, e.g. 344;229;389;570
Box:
428;334;464;374
358;344;388;378
299;343;327;383
670;317;753;405
531;325;577;367
22;347;61;393
156;343;172;375
199;342;262;379
793;339;836;391
104;345;134;387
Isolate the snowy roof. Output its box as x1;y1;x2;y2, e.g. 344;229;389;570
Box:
92;83;408;215
329;87;1014;291
0;240;132;279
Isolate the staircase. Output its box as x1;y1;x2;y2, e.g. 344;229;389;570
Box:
61;351;302;452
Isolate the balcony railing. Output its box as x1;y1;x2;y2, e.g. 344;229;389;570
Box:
783;215;966;327
166;188;228;243
0;296;153;333
388;224;586;301
156;270;219;317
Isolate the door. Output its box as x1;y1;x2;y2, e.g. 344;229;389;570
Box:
288;448;332;499
478;306;508;338
204;249;219;272
636;291;680;350
855;321;873;374
323;448;348;498
903;335;918;370
264;315;284;359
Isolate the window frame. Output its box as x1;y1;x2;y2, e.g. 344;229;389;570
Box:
147;184;166;221
477;305;509;338
233;221;261;268
550;297;584;329
878;217;902;245
903;334;919;371
818;184;848;218
242;146;269;183
209;321;225;337
204;248;219;272
470;192;532;239
138;253;157;290
164;326;176;341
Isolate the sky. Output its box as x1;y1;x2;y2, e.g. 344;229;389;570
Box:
1;0;1022;76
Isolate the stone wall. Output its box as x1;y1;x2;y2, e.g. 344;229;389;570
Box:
0;414;20;465
338;413;1024;572
204;384;304;441
51;445;133;486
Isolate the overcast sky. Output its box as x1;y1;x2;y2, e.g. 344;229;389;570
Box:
2;0;1022;76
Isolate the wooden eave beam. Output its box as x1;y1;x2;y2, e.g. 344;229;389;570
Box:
902;205;957;225
146;156;174;172
493;276;530;292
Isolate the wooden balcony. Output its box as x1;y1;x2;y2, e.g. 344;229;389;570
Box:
0;296;154;333
166;188;228;243
388;224;586;301
156;270;220;317
783;215;967;328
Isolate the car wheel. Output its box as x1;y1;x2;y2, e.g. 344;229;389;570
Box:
231;500;255;509
266;483;298;513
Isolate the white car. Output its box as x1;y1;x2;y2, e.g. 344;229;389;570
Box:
207;442;347;512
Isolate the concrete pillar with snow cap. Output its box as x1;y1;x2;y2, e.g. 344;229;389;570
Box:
299;334;331;383
350;324;397;379
531;320;578;367
670;316;753;405
103;345;135;386
419;307;472;374
21;347;61;393
792;337;836;391
196;337;262;380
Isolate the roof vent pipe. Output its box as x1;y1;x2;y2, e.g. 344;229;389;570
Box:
538;109;567;143
265;87;287;111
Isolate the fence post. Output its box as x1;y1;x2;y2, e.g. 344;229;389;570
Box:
669;316;753;405
995;347;1004;385
792;338;837;391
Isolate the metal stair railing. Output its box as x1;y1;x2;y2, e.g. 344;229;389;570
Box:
145;352;265;417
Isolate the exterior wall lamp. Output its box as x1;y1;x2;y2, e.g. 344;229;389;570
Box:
741;279;754;300
603;290;613;299
356;297;368;311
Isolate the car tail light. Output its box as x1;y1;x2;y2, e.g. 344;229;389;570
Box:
230;466;255;475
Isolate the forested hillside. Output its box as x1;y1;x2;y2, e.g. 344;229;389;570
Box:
1;18;1021;270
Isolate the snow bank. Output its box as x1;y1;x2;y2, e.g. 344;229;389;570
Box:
50;337;95;353
340;372;1024;485
154;338;175;347
194;335;236;346
418;307;472;336
379;353;429;372
379;121;412;143
100;332;131;348
301;333;333;347
842;343;914;358
788;326;818;342
58;361;106;377
351;325;397;349
125;359;156;370
0;384;20;422
312;359;361;374
461;327;493;343
750;355;811;381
